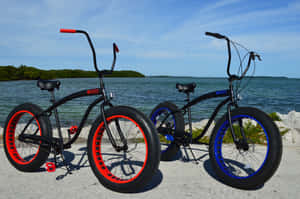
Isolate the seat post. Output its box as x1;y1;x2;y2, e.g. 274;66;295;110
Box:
50;91;64;149
185;92;193;134
50;90;56;104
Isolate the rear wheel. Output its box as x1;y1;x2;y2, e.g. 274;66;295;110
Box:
3;103;52;172
209;107;282;189
150;101;185;161
88;106;160;193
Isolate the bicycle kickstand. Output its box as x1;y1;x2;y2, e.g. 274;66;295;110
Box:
60;151;73;175
187;144;199;165
47;141;72;175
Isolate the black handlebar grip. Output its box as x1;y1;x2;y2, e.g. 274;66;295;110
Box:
205;32;226;39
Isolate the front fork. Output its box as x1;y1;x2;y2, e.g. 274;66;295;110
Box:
100;103;128;152
227;103;249;150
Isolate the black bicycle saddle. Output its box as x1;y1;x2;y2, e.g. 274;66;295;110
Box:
176;83;196;93
37;79;61;91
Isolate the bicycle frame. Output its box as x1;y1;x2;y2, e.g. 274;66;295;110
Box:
177;32;261;143
18;88;107;148
181;89;232;142
18;29;128;153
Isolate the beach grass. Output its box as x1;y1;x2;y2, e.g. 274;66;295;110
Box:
279;128;289;136
269;112;282;121
160;122;279;145
192;120;288;145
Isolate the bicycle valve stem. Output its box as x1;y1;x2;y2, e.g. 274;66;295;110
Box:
237;94;242;100
109;92;114;99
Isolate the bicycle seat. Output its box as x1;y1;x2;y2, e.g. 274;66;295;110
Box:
37;79;61;91
176;83;196;93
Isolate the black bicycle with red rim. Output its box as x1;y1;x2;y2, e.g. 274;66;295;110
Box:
3;29;160;193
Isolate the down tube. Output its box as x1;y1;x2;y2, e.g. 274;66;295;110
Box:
190;97;231;141
63;96;105;147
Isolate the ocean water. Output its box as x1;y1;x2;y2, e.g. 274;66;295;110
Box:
0;77;299;127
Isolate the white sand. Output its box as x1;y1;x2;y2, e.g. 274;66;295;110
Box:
0;143;299;199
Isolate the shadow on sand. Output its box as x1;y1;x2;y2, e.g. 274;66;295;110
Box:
37;146;162;192
169;145;264;191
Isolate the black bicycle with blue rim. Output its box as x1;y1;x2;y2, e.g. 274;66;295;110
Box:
150;32;282;189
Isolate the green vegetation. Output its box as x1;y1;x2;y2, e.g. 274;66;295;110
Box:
190;119;288;145
192;128;210;144
269;112;282;121
224;122;267;144
279;128;289;136
0;65;145;81
159;134;169;143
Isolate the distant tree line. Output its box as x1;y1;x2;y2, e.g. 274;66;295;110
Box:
0;65;145;81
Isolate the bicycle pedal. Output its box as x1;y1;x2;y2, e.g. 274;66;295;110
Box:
68;125;78;135
46;162;56;172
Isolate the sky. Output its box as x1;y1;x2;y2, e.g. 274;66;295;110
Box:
0;0;300;78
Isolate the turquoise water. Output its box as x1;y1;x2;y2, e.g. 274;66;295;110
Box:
0;77;299;127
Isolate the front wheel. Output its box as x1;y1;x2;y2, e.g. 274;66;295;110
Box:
87;106;160;193
209;107;282;189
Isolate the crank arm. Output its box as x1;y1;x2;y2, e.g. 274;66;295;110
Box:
18;134;64;148
18;134;52;148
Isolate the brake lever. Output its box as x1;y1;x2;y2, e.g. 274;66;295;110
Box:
256;54;262;61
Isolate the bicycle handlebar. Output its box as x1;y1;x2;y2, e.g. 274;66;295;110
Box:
60;28;119;75
60;29;77;33
205;31;261;80
205;32;227;40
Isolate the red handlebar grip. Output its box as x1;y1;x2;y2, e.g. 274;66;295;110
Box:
60;29;77;33
114;43;119;53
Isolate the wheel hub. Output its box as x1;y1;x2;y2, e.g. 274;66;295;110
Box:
236;139;249;151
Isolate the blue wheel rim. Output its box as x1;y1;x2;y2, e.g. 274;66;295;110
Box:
214;115;270;179
151;107;176;153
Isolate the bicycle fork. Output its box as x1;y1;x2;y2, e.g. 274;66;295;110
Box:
100;103;128;152
227;104;249;151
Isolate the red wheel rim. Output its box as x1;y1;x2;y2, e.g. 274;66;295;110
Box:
6;110;41;165
92;115;149;184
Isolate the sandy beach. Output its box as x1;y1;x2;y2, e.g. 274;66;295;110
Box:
0;143;299;199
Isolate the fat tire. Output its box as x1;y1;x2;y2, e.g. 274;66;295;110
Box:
3;103;52;172
150;101;185;161
87;106;160;193
209;107;282;189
